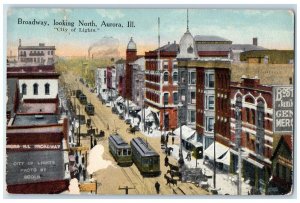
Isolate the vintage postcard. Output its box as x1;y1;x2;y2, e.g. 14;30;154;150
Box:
4;6;294;196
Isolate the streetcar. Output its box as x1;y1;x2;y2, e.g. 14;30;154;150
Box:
79;93;87;105
130;137;161;176
108;134;133;166
85;103;95;116
76;89;82;98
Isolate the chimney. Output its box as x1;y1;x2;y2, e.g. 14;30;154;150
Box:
174;40;176;44
253;37;258;46
19;39;21;47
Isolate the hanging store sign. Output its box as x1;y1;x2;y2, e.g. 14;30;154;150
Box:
273;86;293;133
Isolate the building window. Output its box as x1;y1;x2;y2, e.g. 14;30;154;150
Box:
190;91;196;104
173;92;178;105
189;72;196;84
188;110;196;123
48;51;50;55
51;51;54;55
33;83;39;95
251;109;255;124
246;108;250;122
163;93;169;105
205;117;214;132
206;95;214;110
22;84;27;95
173;72;178;82
205;73;215;88
163;72;168;82
45;83;50;95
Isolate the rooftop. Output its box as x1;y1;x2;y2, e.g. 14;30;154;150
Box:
194;35;232;42
12;114;59;126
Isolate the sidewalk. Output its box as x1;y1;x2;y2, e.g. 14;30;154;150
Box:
166;143;251;195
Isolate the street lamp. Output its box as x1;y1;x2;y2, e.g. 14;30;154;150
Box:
178;101;184;167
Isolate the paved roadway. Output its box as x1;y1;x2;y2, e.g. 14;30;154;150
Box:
63;72;210;196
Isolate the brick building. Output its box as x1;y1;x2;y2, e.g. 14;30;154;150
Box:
125;37;138;100
144;41;179;130
230;77;293;193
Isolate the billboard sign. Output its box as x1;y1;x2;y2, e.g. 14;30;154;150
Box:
273;86;293;133
6;150;65;185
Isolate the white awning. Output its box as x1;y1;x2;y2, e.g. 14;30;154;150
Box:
204;142;229;161
148;106;160;113
115;96;124;103
173;125;196;141
244;157;264;169
217;150;230;166
138;108;153;118
189;139;203;148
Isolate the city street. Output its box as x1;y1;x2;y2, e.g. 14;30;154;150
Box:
63;71;210;195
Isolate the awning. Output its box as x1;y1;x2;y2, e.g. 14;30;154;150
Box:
244;157;264;169
138;108;153;118
148;106;160;113
204;142;229;161
173;125;196;141
189;139;203;148
217;150;230;166
115;96;124;103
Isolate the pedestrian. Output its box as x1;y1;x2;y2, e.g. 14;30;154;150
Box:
96;128;98;135
78;164;82;174
82;155;85;165
107;123;109;130
82;167;86;181
164;156;169;167
166;134;169;144
172;136;175;145
94;138;97;146
75;154;79;164
155;181;160;194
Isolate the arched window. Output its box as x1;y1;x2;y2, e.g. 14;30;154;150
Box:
22;84;27;95
45;83;50;95
33;83;38;95
163;72;168;82
163;93;169;105
173;72;178;82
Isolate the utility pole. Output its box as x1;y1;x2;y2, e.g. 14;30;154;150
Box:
213;123;216;189
77;104;81;146
118;186;135;195
235;97;242;195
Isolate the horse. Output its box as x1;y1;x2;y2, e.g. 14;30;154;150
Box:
169;163;179;172
164;174;177;186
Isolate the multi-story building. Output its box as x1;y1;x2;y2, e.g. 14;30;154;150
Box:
144;41;179;130
18;39;56;66
131;57;145;108
95;67;107;101
125;37;138;101
230;77;293;194
176;24;231;160
7;65;60;114
115;59;126;98
269;135;293;195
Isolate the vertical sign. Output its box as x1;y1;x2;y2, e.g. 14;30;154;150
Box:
273;86;293;133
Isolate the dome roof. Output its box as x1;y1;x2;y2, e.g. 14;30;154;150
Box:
127;37;137;50
177;30;198;59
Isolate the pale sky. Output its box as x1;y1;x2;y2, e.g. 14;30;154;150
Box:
6;8;295;57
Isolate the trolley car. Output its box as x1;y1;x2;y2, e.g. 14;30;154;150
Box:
85;103;95;116
130;137;161;176
108;134;133;166
79;93;87;105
